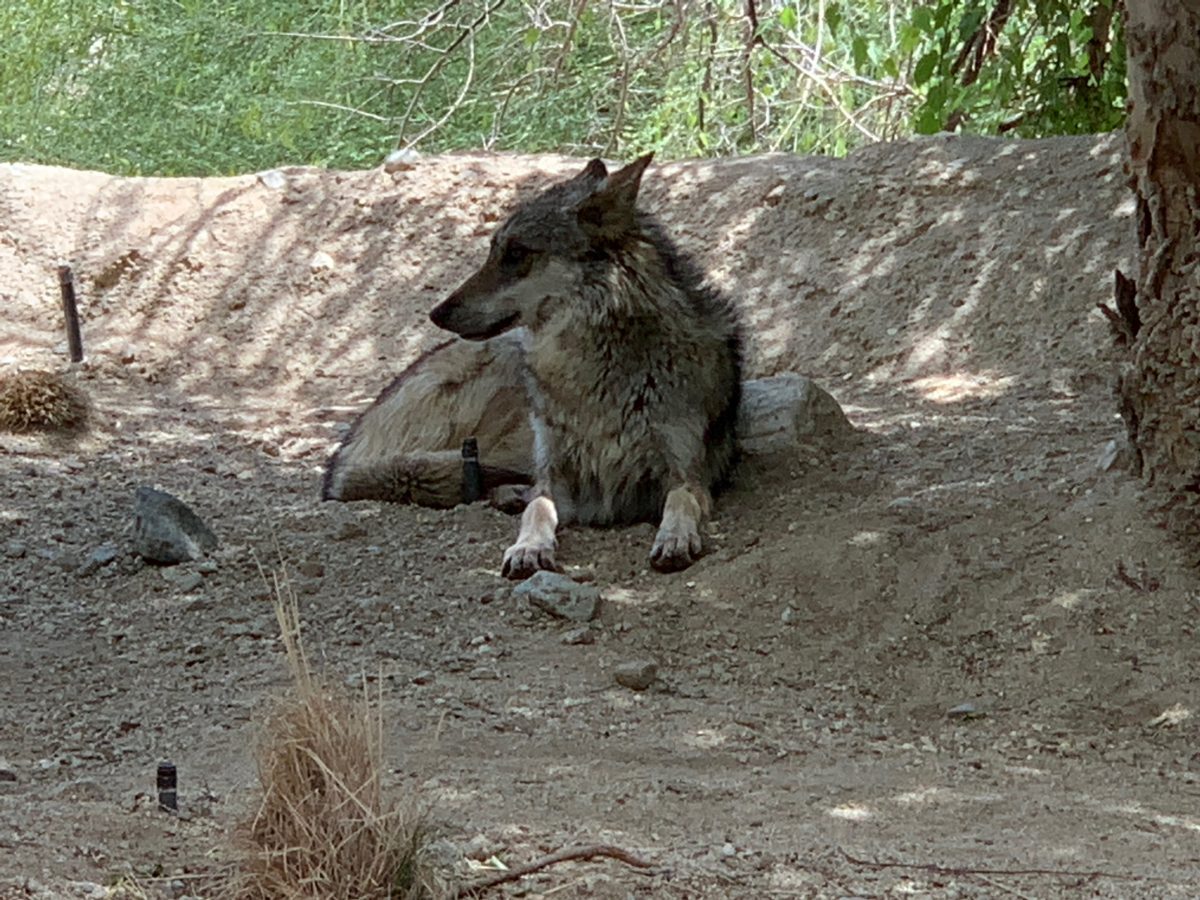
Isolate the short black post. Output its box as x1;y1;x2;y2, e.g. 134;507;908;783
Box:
57;265;84;363
156;761;177;812
461;437;483;504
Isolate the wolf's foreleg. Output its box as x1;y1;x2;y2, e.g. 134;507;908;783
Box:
650;484;710;572
502;491;559;579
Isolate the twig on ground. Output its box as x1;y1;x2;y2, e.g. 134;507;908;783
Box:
450;843;655;898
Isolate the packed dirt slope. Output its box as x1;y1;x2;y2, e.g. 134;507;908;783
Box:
3;133;1200;898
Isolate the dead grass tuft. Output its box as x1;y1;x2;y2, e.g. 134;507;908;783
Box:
0;368;89;433
221;567;441;899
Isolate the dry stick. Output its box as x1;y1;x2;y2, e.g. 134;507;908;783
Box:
603;6;632;158
839;848;1151;883
57;264;83;363
450;844;655;898
743;0;760;145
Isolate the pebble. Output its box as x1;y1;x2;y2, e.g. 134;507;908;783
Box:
256;169;287;190
78;543;120;576
561;627;595;645
161;569;204;592
513;571;601;622
613;659;658;691
383;148;421;173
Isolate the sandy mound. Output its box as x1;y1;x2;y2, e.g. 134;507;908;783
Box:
3;135;1198;898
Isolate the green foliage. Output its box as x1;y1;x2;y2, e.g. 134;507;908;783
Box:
906;0;1126;137
0;1;1127;176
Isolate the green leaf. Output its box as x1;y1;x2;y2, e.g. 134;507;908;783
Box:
778;6;797;31
913;50;940;86
851;35;869;71
825;3;841;35
911;7;934;34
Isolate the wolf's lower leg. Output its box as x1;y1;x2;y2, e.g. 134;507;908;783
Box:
502;492;559;579
650;484;710;572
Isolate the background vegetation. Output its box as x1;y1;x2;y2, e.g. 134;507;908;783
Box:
0;1;1125;176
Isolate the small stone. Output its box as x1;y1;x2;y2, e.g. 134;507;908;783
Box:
161;569;203;592
561;627;594;645
780;605;796;624
411;670;434;685
1098;436;1131;472
78;543;120;575
613;659;658;691
383;148;422;173
4;541;26;559
256;169;287;190
309;250;335;273
513;571;601;622
332;521;368;541
133;487;218;564
947;702;983;719
721;842;737;858
464;833;499;861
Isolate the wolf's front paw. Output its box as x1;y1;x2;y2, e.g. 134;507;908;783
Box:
649;524;702;573
502;541;558;580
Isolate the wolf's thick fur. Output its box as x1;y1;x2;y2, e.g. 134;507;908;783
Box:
324;155;742;577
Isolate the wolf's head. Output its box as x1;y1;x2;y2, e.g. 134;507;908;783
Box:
429;154;654;340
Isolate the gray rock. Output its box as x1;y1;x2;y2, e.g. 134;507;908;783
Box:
947;702;984;719
513;571;602;622
1098;436;1133;472
383;148;421;172
561;626;595;645
78;543;120;576
3;541;25;560
256;168;287;190
161;568;204;592
613;659;658;691
133;487;218;564
737;374;855;455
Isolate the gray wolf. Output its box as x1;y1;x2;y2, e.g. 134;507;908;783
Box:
324;154;743;578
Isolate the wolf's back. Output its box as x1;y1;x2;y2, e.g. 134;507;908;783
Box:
322;334;533;506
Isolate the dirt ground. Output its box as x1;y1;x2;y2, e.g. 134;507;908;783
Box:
3;133;1200;898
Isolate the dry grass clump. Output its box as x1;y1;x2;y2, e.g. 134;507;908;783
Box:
0;368;89;433
222;570;440;900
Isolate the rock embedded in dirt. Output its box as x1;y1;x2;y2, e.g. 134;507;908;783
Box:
562;626;595;645
255;169;286;190
132;487;218;564
78;543;120;576
737;374;854;456
160;568;203;593
383;148;421;173
513;570;602;622
613;659;658;691
1097;436;1133;472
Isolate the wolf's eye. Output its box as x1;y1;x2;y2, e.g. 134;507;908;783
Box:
499;242;532;271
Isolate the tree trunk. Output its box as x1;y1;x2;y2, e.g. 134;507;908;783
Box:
1120;2;1200;546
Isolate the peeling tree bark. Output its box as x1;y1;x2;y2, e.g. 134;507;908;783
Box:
1121;2;1200;547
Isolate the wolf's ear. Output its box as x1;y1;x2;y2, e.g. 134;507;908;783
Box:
578;158;609;182
575;153;653;240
